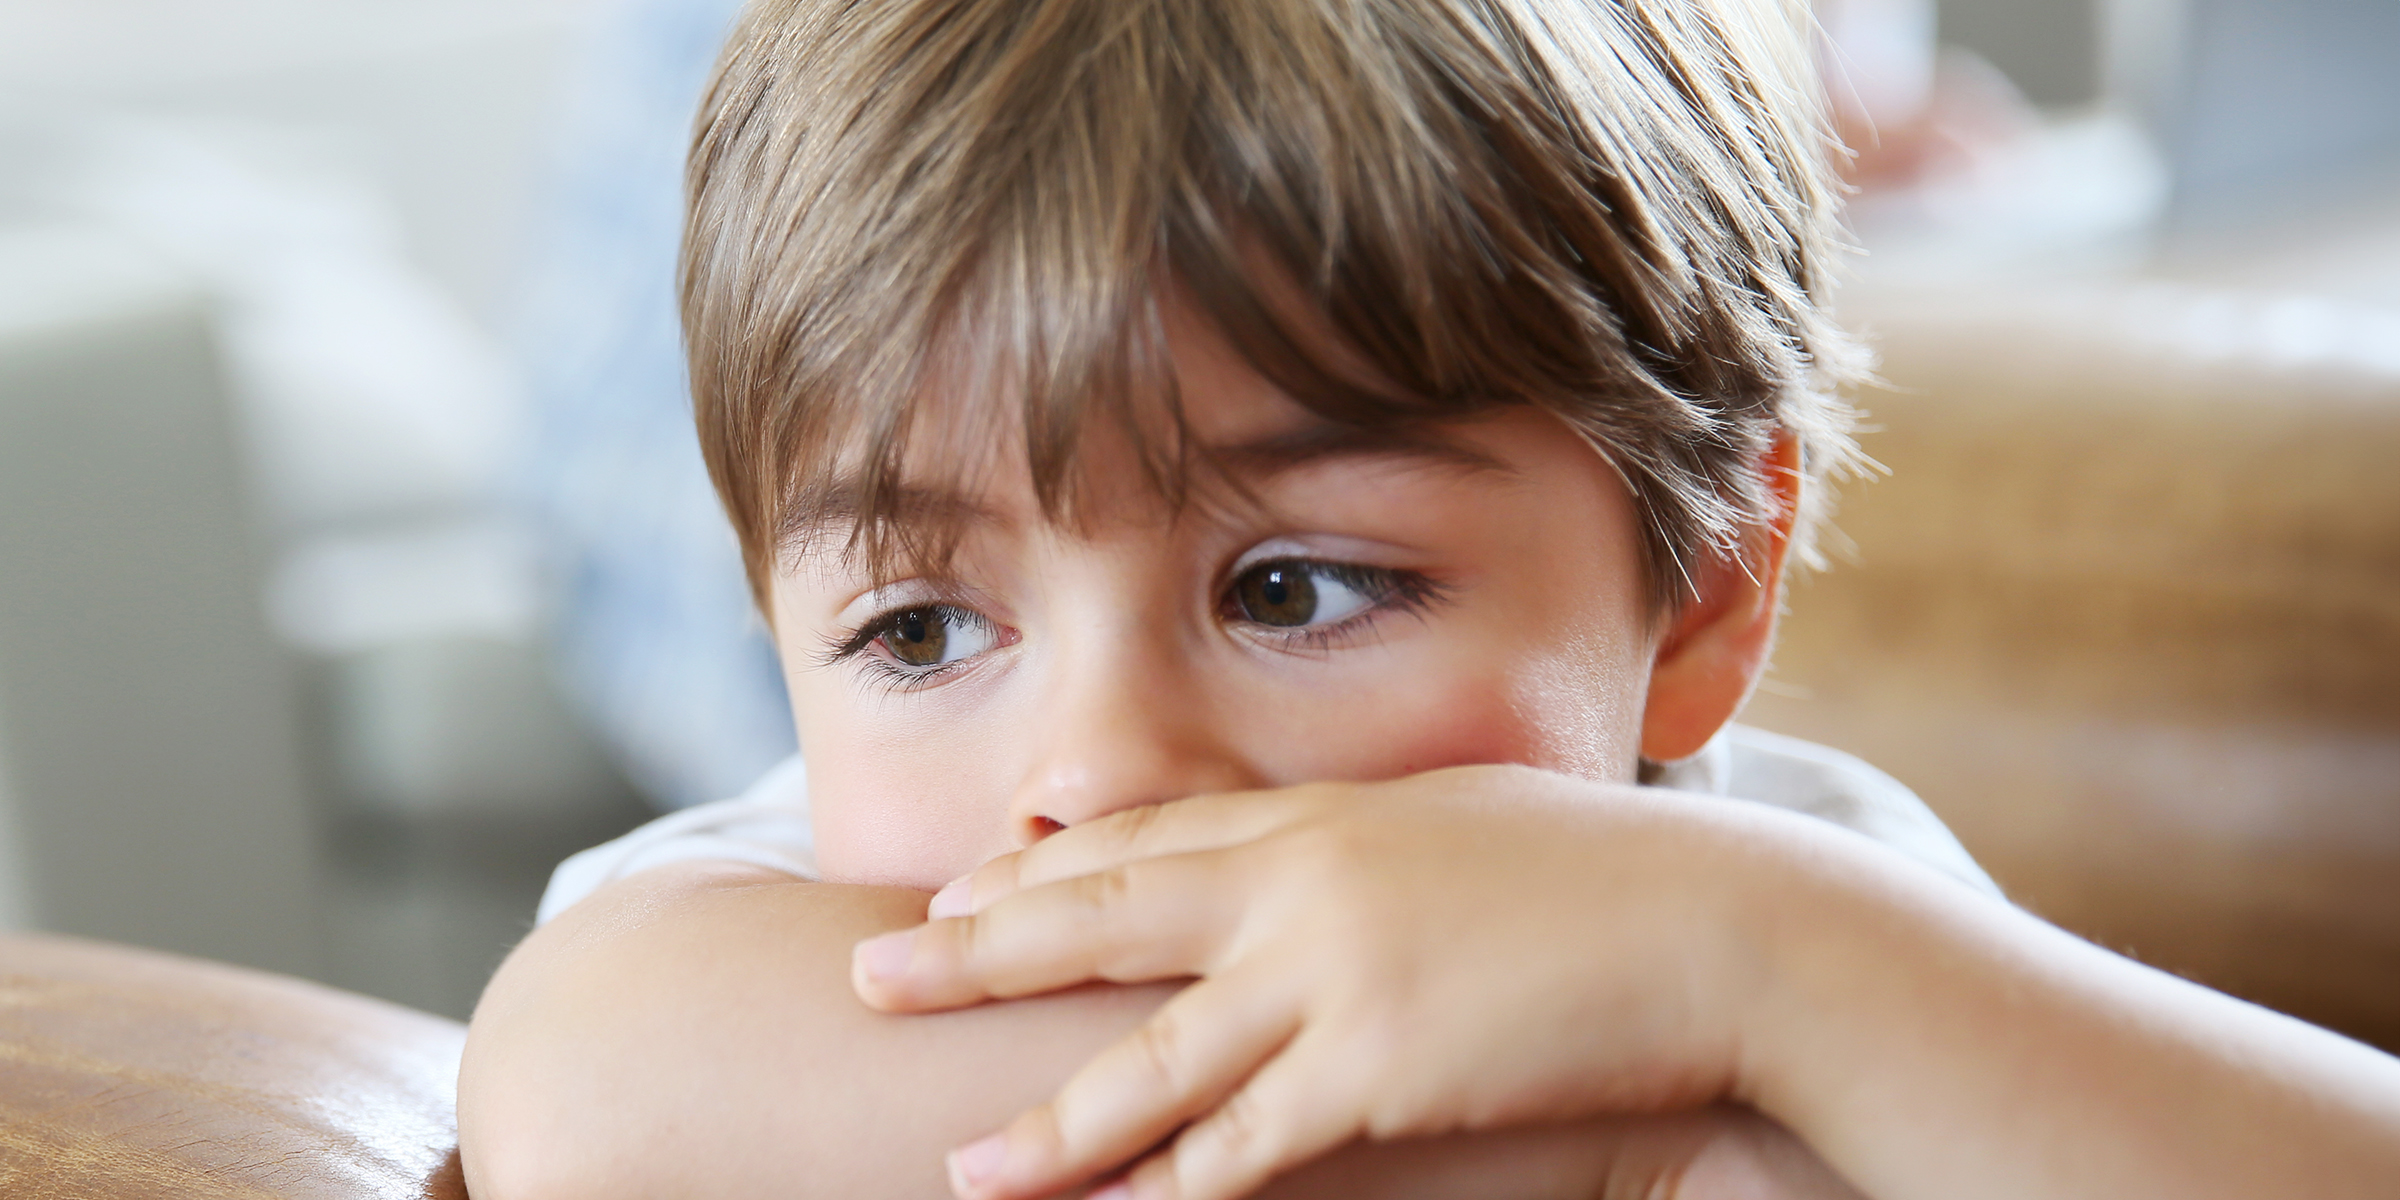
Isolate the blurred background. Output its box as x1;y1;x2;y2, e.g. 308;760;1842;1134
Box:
0;0;2392;1053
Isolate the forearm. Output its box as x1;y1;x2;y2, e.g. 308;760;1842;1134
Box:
1746;830;2400;1200
460;861;1814;1200
460;862;1173;1199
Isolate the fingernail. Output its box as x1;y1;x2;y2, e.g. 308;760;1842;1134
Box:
855;930;915;982
928;876;974;919
948;1132;1010;1189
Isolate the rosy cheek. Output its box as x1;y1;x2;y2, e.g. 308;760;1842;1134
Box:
1379;687;1545;776
807;759;1003;889
1237;646;1645;786
789;691;1017;889
1231;671;1540;783
1500;639;1647;782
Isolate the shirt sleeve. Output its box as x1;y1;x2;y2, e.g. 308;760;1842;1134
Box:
535;753;818;924
1678;724;2003;897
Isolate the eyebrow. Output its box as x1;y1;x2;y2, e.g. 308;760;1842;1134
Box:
776;482;1007;564
1209;422;1515;479
776;421;1512;566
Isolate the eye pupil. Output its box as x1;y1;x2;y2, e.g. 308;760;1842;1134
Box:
1238;564;1318;627
886;608;947;666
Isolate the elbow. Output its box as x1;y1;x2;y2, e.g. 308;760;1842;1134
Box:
455;933;620;1200
457;993;552;1200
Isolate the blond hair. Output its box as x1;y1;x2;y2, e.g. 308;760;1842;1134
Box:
684;0;1864;613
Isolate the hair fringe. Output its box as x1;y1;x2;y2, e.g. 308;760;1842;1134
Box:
685;0;1872;614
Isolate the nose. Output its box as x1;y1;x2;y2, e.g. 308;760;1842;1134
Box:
1006;628;1262;847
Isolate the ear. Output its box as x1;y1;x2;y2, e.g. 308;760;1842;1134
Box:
1639;432;1801;763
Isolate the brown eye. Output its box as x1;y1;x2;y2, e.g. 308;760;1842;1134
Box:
881;607;948;666
841;603;1003;681
1233;563;1320;626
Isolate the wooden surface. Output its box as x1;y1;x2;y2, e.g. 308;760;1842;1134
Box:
0;933;467;1199
1746;285;2400;1051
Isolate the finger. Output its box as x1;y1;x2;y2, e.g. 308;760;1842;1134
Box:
856;849;1245;1012
939;786;1326;919
1118;1026;1359;1200
947;964;1303;1200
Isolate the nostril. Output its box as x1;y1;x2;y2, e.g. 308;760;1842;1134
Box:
1027;815;1066;839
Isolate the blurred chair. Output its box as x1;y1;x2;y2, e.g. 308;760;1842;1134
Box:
0;933;463;1199
1744;280;2400;1050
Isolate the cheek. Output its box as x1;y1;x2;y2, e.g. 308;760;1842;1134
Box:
1496;621;1649;780
1249;678;1542;779
786;680;1016;890
1225;622;1647;786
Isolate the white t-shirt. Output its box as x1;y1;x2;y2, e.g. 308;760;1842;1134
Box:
537;724;1999;924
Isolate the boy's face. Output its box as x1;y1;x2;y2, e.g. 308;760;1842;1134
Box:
771;299;1660;889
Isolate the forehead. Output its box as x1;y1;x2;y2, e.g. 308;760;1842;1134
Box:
777;295;1516;574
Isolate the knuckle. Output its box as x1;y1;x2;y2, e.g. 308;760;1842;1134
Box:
956;910;1001;975
1279;818;1368;879
1076;862;1138;919
980;850;1022;896
1190;1086;1278;1171
1112;799;1167;850
1130;1010;1192;1098
1013;1101;1069;1165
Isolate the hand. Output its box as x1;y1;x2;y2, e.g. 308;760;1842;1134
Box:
852;765;1830;1200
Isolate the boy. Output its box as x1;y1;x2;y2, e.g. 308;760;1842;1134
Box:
460;1;2400;1197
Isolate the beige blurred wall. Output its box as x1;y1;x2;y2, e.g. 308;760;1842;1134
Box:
1746;283;2400;1049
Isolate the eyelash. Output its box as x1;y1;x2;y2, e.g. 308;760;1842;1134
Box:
818;562;1450;691
1224;559;1449;652
817;602;998;692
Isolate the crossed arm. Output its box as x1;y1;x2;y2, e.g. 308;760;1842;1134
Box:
456;861;1857;1200
458;865;1167;1199
460;768;2400;1200
851;770;2400;1200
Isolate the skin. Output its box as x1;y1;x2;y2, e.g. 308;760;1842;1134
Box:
457;293;1854;1199
464;859;1852;1200
861;776;2400;1200
814;334;2400;1200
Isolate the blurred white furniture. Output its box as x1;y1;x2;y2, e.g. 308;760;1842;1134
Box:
0;226;323;977
0;221;655;1022
0;2;653;1020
